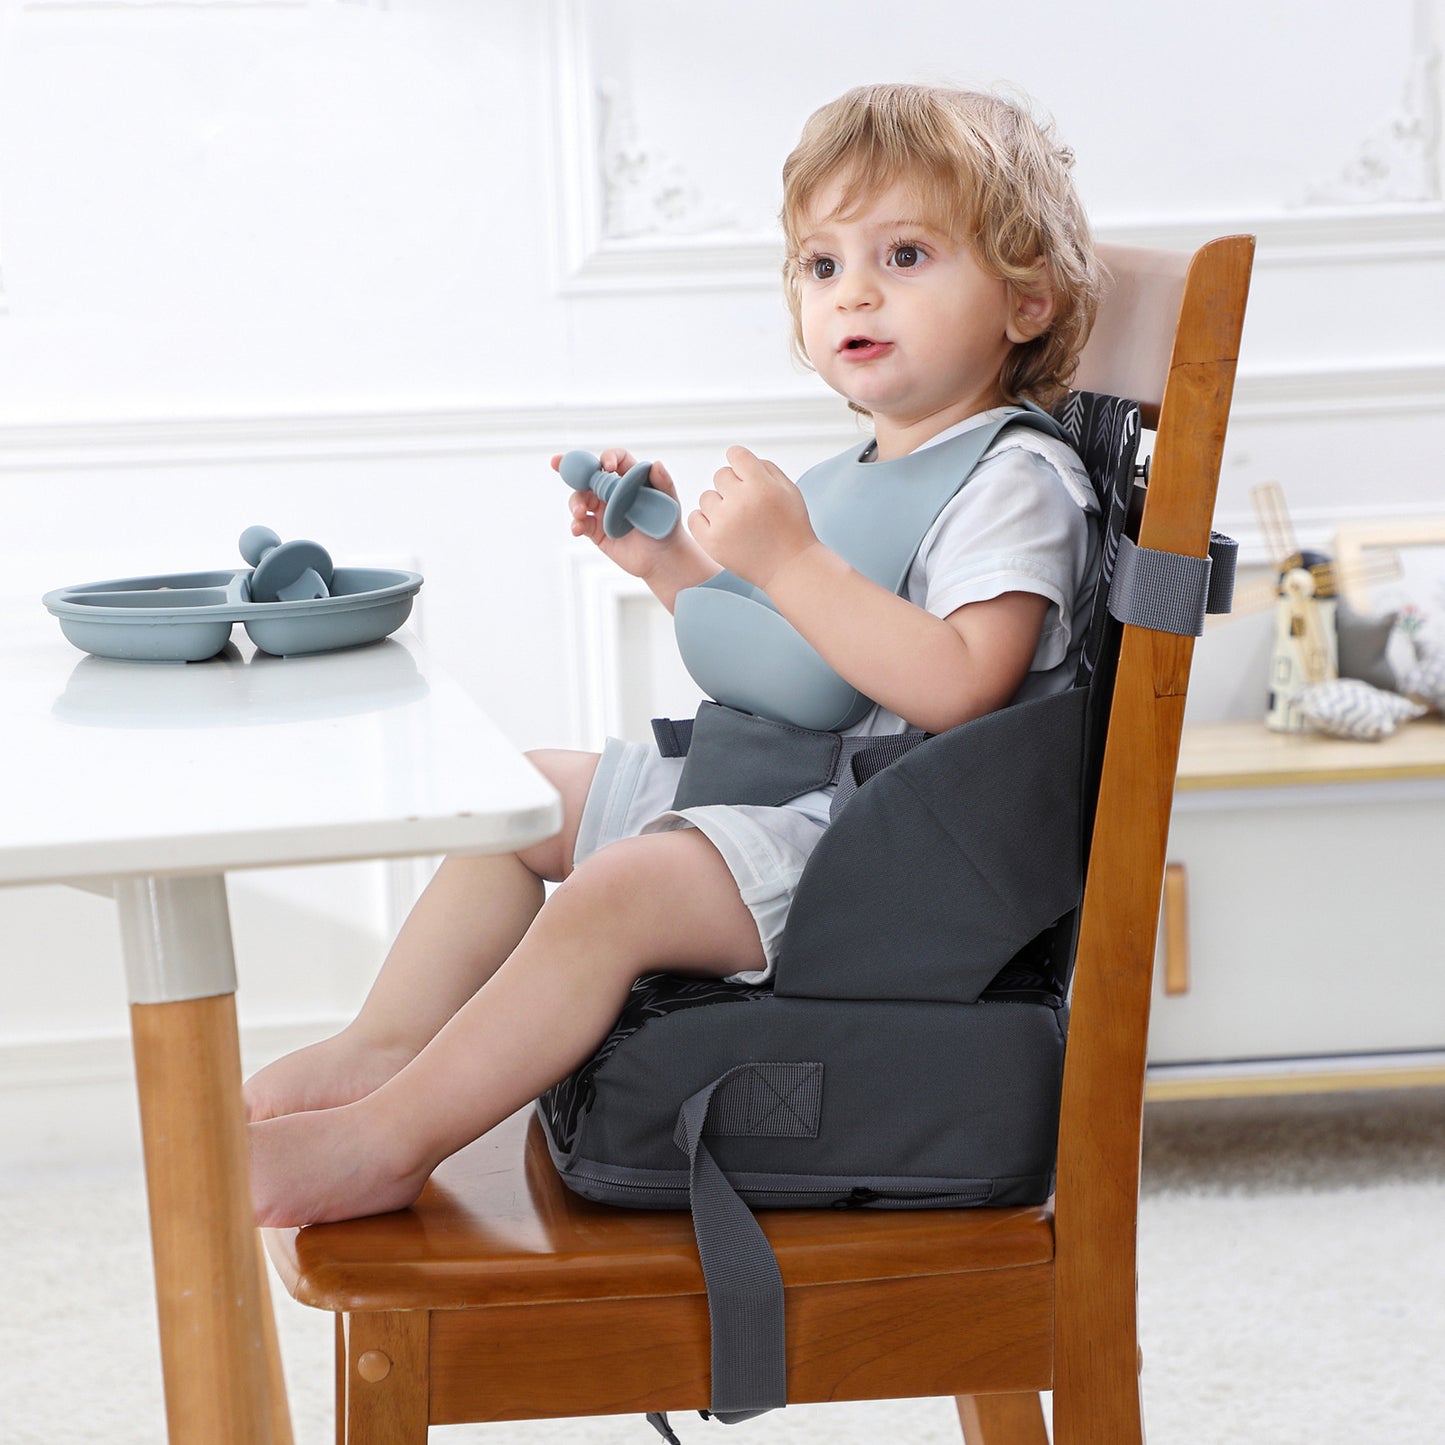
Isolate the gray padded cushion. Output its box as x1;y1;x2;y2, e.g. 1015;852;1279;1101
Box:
775;687;1087;1005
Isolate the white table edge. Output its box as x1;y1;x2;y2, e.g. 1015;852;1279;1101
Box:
0;798;564;891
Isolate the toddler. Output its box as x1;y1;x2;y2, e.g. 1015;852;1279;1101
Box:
248;82;1102;1226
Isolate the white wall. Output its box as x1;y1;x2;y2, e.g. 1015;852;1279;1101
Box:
3;0;1443;1159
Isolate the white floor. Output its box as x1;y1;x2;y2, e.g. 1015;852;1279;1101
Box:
3;1087;1443;1444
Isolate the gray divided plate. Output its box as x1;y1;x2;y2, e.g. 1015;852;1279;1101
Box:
43;567;423;663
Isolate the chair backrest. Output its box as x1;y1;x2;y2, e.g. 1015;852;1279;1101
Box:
1000;388;1143;1004
1075;243;1193;427
1059;389;1143;697
1051;235;1254;1433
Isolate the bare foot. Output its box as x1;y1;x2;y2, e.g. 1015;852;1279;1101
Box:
249;1100;434;1228
244;1028;418;1123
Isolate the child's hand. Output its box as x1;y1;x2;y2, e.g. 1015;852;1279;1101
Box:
553;448;682;579
690;447;819;592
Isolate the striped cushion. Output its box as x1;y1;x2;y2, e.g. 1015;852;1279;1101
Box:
1294;678;1426;741
1401;639;1445;712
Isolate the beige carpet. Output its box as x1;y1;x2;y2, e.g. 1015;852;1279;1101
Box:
2;1088;1442;1444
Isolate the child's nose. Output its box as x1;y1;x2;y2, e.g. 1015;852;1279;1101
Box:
834;263;881;309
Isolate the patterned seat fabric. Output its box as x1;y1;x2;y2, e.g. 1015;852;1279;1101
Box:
1054;389;1143;689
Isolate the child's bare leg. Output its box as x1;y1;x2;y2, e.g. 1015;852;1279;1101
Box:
250;826;765;1226
243;749;599;1122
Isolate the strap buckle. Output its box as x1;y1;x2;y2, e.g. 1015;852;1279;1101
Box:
1106;531;1238;636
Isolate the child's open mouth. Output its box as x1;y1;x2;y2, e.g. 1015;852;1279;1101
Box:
839;337;892;361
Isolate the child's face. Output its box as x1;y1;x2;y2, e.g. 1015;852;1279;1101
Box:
795;177;1042;453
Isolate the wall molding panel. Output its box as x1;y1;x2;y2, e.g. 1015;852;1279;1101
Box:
553;206;1445;296
21;1;310;11
0;1020;348;1088
2;361;1442;470
1102;204;1445;266
21;2;385;11
0;395;859;468
565;550;648;745
1301;0;1441;207
546;0;780;296
547;3;1445;293
0;1018;348;1156
1230;360;1445;420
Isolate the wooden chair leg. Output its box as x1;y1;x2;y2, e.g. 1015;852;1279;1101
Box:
956;1391;1049;1444
255;1235;296;1445
1052;1249;1145;1445
341;1311;430;1445
335;1317;348;1445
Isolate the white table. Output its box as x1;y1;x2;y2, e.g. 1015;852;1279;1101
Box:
0;618;562;1443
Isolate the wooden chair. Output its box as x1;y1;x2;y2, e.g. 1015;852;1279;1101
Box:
264;233;1255;1444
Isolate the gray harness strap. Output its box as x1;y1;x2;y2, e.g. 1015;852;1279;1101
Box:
654;529;1237;815
673;1063;824;1420
655;703;927;817
1107;530;1238;636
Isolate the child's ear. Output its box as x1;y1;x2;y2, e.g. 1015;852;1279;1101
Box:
1006;271;1057;344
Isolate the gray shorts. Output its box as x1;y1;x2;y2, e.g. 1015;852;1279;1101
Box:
572;737;831;983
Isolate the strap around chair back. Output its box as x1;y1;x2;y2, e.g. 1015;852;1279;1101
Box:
1004;390;1143;999
1038;388;1235;996
1055;390;1144;694
1058;389;1145;850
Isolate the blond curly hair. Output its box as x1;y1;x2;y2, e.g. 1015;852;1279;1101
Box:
780;84;1099;411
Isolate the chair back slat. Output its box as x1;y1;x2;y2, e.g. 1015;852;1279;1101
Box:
1074;244;1191;427
1051;234;1254;1437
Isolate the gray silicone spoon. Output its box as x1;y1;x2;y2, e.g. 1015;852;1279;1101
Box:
240;525;334;603
557;451;680;540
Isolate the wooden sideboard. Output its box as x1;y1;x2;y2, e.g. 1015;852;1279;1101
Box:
1144;716;1445;1100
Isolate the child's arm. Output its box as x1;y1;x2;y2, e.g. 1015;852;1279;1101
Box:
690;446;1048;735
554;449;720;613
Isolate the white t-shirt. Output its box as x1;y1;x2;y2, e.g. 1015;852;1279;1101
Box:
854;407;1098;729
789;407;1100;821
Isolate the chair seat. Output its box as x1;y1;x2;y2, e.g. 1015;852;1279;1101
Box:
266;1109;1058;1422
268;1108;1055;1311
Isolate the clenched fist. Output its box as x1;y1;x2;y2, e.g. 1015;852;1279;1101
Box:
689;446;818;592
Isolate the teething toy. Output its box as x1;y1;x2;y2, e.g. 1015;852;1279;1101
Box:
558;450;680;540
240;525;334;603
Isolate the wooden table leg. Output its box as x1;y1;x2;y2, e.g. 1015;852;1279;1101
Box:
120;875;293;1445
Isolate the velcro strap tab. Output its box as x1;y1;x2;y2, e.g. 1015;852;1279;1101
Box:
674;1062;824;1145
671;703;841;810
1107;531;1238;637
831;731;928;819
1204;531;1238;615
651;715;694;757
656;706;928;812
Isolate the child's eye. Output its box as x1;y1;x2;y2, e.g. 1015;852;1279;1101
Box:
891;244;923;269
807;255;836;281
